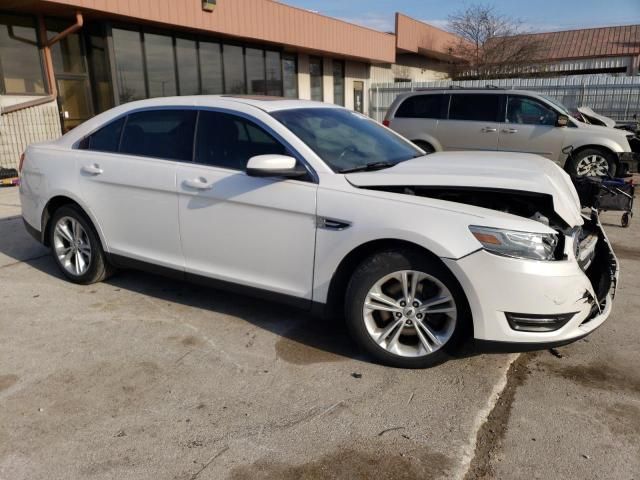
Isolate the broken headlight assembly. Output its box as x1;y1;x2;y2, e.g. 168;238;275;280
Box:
469;226;559;261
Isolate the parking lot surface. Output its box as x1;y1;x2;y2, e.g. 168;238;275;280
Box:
0;185;638;479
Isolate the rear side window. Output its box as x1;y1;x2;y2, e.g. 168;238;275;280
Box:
448;94;501;122
195;111;287;170
119;110;197;161
83;117;126;152
395;95;442;119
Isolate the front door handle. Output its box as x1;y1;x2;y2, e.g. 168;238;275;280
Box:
183;178;213;190
502;128;519;134
481;127;497;133
81;164;103;175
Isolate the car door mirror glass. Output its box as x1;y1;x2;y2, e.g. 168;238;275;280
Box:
556;114;569;127
246;155;305;178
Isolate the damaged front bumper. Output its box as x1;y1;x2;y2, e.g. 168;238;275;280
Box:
443;213;619;347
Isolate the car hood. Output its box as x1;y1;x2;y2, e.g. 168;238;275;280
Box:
345;151;583;227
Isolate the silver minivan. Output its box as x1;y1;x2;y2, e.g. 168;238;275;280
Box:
384;89;635;177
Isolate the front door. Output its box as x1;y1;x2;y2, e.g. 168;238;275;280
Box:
436;93;501;151
177;110;317;300
498;95;565;161
353;81;364;113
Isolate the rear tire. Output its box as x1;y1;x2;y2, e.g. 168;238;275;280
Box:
567;148;617;177
49;205;113;284
412;140;435;154
344;249;470;368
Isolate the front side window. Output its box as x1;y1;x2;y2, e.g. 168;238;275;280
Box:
506;96;557;126
395;94;443;119
120;110;197;161
309;56;323;102
448;94;500;122
272;108;421;172
195;111;287;170
112;28;146;103
0;14;45;94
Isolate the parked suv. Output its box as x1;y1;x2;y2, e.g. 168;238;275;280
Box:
20;96;618;368
384;89;635;177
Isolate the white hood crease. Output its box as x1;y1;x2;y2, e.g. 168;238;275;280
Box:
346;151;584;227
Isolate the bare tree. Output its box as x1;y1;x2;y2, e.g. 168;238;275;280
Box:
447;4;544;79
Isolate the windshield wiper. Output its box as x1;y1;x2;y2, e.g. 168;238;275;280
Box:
338;161;398;173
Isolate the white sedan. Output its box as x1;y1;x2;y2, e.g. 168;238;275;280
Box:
19;96;618;368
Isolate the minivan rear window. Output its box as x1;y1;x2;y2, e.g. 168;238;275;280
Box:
448;94;501;122
395;94;443;119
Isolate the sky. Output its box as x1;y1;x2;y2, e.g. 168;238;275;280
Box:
282;0;640;33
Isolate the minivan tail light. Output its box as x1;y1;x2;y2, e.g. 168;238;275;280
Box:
382;119;390;127
18;152;26;173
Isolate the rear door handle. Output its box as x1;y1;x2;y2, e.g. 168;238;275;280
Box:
481;127;497;133
502;128;519;134
183;178;213;190
81;164;103;175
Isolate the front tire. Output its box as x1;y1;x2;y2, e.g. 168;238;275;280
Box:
568;148;617;177
345;249;470;368
412;140;435;154
49;205;113;284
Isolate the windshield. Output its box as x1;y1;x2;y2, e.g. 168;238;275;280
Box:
271;108;423;172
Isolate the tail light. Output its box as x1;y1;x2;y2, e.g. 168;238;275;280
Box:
18;152;25;173
382;119;390;127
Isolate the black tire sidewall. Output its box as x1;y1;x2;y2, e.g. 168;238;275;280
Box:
345;249;470;368
49;205;107;284
413;141;435;154
568;148;617;177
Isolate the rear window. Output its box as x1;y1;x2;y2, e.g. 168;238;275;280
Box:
82;117;125;152
448;94;501;122
395;94;443;119
119;109;197;162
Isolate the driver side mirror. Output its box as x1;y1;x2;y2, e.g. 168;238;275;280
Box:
556;114;569;127
246;154;307;179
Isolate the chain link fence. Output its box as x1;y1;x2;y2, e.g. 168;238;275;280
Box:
369;75;640;123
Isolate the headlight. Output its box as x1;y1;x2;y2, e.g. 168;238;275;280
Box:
469;226;559;261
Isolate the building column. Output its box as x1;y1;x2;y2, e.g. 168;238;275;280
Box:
297;53;310;100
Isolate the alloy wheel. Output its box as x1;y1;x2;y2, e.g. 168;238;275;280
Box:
576;154;609;177
362;270;457;358
53;216;92;276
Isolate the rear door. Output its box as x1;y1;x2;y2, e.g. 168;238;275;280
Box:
436;93;502;151
498;95;565;161
77;109;196;269
388;93;444;146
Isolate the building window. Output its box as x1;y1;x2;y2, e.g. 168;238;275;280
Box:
245;48;265;95
332;60;344;106
144;33;177;97
223;44;245;94
176;38;199;95
47;19;86;75
265;51;282;96
112;28;146;103
309;56;323;102
0;14;45;94
282;53;297;98
86;29;114;113
199;40;223;94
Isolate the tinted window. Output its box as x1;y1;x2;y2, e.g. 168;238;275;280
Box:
120;110;197;161
506;96;557;126
176;38;199;95
448;94;500;122
0;14;45;94
85;117;126;152
396;94;442;119
223;44;245;94
195;111;287;170
200;41;223;94
309;56;323;102
112;28;146;103
245;48;266;95
272;108;421;172
282;54;298;98
145;33;177;97
333;60;345;106
265;51;282;96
